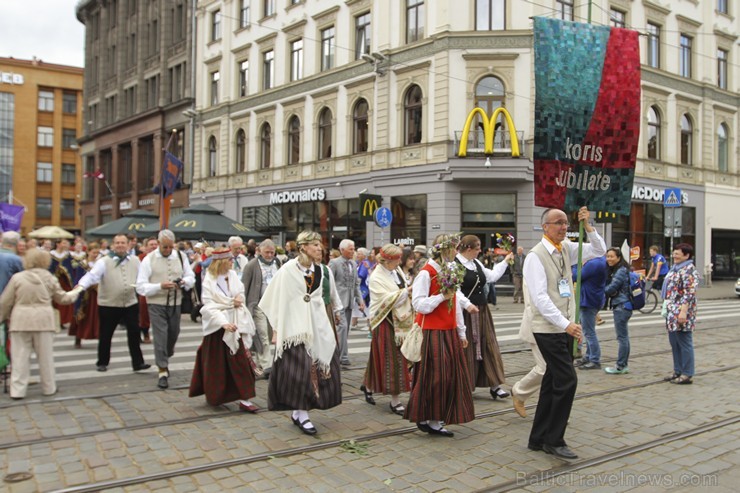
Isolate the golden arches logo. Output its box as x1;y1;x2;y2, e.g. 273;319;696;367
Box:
458;107;520;158
362;199;379;217
127;222;146;231
232;223;249;231
176;220;197;228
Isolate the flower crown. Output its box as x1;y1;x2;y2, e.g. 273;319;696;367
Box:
430;233;462;257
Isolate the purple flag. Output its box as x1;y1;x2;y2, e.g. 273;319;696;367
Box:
162;151;184;198
0;203;25;232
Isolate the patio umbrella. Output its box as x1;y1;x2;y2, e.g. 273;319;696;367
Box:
85;210;159;239
27;225;75;240
137;204;263;241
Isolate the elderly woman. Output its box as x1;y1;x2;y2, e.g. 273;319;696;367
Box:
406;234;474;437
189;248;259;411
662;243;699;385
259;231;341;435
361;244;414;415
0;249;82;399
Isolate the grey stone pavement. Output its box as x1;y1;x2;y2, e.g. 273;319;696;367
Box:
1;281;738;492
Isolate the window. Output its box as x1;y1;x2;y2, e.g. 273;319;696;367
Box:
107;45;117;77
609;8;625;28
647;106;660;160
211;10;221;41
391;194;427;247
128;33;137;66
476;0;505;31
263;0;275;17
404;85;423;145
38;127;53;147
556;0;574;21
238;60;249;97
263;50;274;89
235;130;246;173
170;63;184;102
38;90;54;112
208;136;217;176
124;85;136;116
718;123;729;173
63;92;77;114
37;162;53;182
680;114;692;165
83;156;94;199
146;75;159;108
717;49;728;90
321;27;335;71
290;39;303;81
406;0;425;43
173;3;185;42
260;123;271;169
717;0;728;15
62;163;76;184
210;71;220;105
105;95;117;124
148;19;159;55
647;23;660;69
118;144;133;193
461;193;515;233
472;76;507;151
679;35;692;78
61;199;75;219
109;0;117;27
287;116;300;165
355;12;371;59
62;129;77;149
239;0;250;28
318;108;332;160
353;99;369;154
36;198;52;219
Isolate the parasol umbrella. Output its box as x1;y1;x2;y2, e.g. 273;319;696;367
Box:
27;225;75;240
137;204;263;241
85;210;159;239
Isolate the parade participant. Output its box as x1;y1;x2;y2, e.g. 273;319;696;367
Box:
138;237;159;344
400;248;416;284
512;247;526;303
0;232;23;295
362;244;413;415
69;242;102;348
50;239;75;328
77;234;151;373
258;231;341;435
521;207;603;460
136;230;195;389
328;239;365;367
647;245;669;290
310;243;342;340
357;248;372;308
229;236;248;274
406;233;474;437
16;237;28;257
572;256;607;370
189;248;259;411
603;248;633;375
0;249;82;399
412;245;428;276
455;235;513;399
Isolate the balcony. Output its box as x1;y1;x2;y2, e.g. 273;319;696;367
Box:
453;129;525;158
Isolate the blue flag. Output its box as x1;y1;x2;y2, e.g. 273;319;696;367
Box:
162;151;184;198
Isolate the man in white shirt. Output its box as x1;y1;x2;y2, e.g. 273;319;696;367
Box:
229;236;248;274
520;206;604;460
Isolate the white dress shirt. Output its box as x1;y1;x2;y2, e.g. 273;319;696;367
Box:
455;253;509;309
411;259;466;338
78;255;132;290
136;249;196;297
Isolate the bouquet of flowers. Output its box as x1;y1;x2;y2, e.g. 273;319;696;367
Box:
436;261;467;311
496;233;516;264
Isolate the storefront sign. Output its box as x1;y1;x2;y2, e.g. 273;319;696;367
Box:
139;198;155;206
0;72;24;85
393;238;415;246
360;193;382;220
100;204;113;211
458;107;520;157
269;187;326;205
631;186;688;204
120;200;132;211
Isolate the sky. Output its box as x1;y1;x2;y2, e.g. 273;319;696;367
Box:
1;0;85;68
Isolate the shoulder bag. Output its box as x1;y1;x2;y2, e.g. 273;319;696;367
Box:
401;315;424;363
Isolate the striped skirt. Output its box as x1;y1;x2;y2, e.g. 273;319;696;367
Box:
363;318;412;395
404;329;475;425
462;303;506;390
188;328;256;407
268;343;342;411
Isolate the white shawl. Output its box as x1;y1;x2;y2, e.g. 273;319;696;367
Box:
368;265;414;344
258;258;336;373
200;270;256;354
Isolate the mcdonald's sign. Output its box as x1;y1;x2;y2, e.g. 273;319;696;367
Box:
360;193;382;221
594;211;619;223
127;222;146;231
457;107;520;158
176;220;197;228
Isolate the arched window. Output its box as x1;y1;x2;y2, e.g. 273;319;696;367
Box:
260;123;271;169
353;99;369;154
647;106;660;160
718;123;729;173
235;129;246;173
680;114;692;165
318;107;332;159
474;76;506;149
208;136;217;177
287;116;300;165
404;84;423;145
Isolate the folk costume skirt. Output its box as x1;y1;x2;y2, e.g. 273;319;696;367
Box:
462;303;506;390
404;329;475;425
189;328;256;407
268;343;342;411
363;318;411;395
70;288;100;341
325;304;338;344
138;295;150;329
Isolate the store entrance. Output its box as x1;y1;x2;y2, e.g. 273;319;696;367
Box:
711;229;740;279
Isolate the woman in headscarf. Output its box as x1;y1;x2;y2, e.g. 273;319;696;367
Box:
258;231;341;435
405;233;475;437
188;248;259;411
361;244;414;415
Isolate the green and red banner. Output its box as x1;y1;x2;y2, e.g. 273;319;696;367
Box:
533;17;641;215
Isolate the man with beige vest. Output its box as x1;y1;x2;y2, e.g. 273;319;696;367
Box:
136;230;195;389
76;234;151;373
520;206;604;460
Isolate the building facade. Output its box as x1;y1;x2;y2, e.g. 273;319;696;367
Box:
75;0;195;233
190;0;737;280
0;57;84;236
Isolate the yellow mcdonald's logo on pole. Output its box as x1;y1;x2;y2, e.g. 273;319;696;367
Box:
363;199;379;217
176;220;197;228
458;107;520;158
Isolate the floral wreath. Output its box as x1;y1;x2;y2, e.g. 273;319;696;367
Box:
430;233;462;258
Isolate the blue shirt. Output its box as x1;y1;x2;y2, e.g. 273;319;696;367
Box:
652;253;669;276
571;256;607;309
0;250;24;295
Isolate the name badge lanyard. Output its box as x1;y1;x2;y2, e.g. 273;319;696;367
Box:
546;250;571;299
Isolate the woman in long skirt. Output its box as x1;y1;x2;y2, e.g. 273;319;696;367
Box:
362;244;413;415
259;231;341;435
189;249;258;411
69;243;101;346
455;235;513;399
405;234;475;437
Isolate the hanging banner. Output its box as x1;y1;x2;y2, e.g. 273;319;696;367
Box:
0;203;25;232
533;17;641;215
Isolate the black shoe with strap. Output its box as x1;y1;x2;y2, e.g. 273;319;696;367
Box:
360;385;375;405
292;416;317;435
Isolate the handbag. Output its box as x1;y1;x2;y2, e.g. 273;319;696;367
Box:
660;299;669;319
401;315;424;363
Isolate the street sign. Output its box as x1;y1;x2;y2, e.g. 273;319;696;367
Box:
374;207;393;229
664;227;682;238
664;188;682;207
664;207;682;227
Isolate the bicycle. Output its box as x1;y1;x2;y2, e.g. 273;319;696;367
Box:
638;279;661;314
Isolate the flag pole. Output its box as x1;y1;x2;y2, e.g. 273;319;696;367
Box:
159;130;178;229
573;215;585;357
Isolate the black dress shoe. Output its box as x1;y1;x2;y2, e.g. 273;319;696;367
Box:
427;427;454;437
96;365;107;372
389;403;405;416
527;442;543;451
157;376;169;389
133;363;151;372
292;416;317;435
360;385;376;405
542;444;578;460
416;422;432;433
491;387;510;400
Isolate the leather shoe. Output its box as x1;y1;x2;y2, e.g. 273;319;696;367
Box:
389;403;405;416
292;416;317;435
527;442;543;451
543;444;578;460
512;393;527;418
491;387;510;400
133;363;152;372
238;402;260;413
157;376;169;389
360;385;376;405
428;427;454;437
416;422;432;433
96;365;107;372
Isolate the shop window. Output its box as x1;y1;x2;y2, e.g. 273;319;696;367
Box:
647;106;660;160
391;194;427;247
404;85;423;145
461;193;515;249
352;99;369;154
260;123;271;169
235;129;246;173
287;116;300;165
717;123;729;173
680;114;692;165
317;107;332;160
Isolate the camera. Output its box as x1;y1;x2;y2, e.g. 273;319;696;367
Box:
173;278;182;285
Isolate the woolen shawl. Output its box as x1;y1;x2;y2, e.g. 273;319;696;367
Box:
368;265;414;344
200;270;256;353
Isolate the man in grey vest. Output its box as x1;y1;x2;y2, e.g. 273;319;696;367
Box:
136;230;195;389
521;206;604;460
76;234;151;372
329;239;365;367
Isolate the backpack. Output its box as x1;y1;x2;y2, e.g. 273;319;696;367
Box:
628;272;646;310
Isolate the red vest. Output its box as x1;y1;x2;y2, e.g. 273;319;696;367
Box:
414;263;456;330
